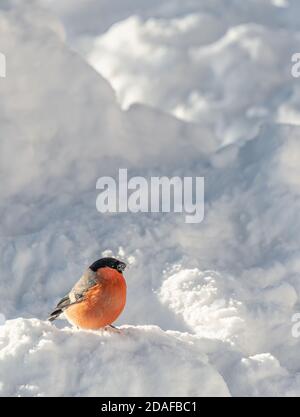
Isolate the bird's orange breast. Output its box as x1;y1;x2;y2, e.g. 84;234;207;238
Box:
65;267;127;330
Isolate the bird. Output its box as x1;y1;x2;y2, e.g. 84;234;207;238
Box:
48;257;127;330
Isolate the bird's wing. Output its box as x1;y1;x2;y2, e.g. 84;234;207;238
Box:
69;269;98;303
48;269;98;322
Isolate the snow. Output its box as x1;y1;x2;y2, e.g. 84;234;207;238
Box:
0;319;229;396
48;0;300;144
0;0;300;396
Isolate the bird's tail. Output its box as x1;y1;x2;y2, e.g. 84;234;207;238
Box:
48;308;63;322
48;295;71;322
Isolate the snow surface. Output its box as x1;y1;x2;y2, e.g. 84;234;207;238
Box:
42;0;300;145
0;319;229;396
1;0;300;396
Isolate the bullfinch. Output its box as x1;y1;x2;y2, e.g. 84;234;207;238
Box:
48;257;127;330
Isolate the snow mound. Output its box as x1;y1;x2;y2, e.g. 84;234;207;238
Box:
78;3;300;144
0;319;229;397
1;0;300;397
159;268;244;342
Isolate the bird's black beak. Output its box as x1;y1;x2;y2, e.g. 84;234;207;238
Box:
117;262;126;272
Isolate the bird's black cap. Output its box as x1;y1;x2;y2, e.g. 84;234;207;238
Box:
89;257;127;273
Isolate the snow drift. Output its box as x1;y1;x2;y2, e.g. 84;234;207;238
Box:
1;0;300;397
53;0;300;144
0;319;229;396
